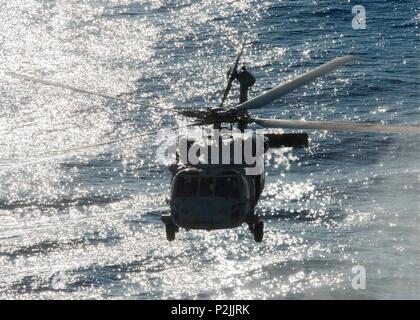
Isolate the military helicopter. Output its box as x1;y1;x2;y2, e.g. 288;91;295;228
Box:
6;41;420;243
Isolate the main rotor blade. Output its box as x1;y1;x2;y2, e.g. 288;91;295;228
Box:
5;71;187;115
236;55;358;111
254;118;420;134
218;37;248;109
48;122;201;155
1;122;200;167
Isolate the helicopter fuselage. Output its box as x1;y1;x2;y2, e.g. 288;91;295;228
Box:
161;131;267;240
167;166;263;230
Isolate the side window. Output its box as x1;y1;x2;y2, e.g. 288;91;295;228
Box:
230;178;240;199
242;176;251;199
199;178;214;196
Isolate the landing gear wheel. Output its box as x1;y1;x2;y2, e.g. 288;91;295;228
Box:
253;220;264;243
165;222;176;242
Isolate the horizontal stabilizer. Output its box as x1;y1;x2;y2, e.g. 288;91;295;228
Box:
265;133;308;148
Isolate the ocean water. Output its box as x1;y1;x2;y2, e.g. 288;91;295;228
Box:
0;0;419;299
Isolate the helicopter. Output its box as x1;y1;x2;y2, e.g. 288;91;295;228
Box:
5;41;420;243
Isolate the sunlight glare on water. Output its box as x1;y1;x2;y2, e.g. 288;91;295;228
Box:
0;0;419;299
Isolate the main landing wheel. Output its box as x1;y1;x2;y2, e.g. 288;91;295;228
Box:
253;220;264;243
165;222;176;242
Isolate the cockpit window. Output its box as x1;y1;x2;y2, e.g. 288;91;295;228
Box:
215;177;240;199
174;176;198;197
175;175;240;199
199;177;214;197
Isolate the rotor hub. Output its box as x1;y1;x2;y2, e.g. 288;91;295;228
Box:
197;107;251;126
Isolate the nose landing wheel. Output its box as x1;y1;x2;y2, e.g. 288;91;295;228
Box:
247;217;264;242
253;220;264;242
162;215;178;242
165;222;176;241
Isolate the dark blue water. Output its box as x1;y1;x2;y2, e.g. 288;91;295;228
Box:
0;0;418;299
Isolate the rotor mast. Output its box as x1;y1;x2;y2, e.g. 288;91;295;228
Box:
235;65;255;131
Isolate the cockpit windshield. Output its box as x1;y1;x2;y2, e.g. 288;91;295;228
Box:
174;176;198;197
174;175;241;199
215;177;240;199
199;177;214;197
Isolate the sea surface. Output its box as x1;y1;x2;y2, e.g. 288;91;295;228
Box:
0;0;419;299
